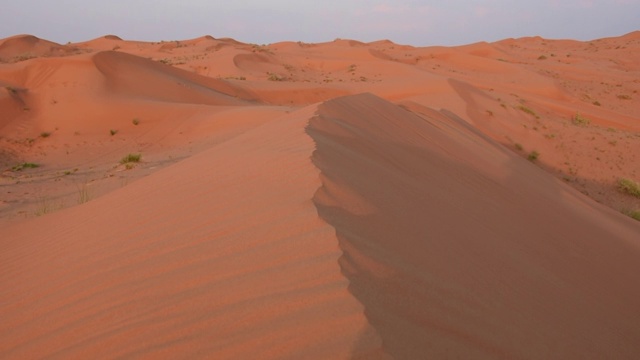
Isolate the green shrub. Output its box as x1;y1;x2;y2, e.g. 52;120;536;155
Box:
528;151;540;161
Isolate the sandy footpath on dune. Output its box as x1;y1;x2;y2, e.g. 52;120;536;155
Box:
1;32;639;358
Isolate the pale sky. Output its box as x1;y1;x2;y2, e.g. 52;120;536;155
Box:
1;0;639;46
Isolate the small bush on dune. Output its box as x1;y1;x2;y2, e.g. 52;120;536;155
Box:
617;178;640;198
12;162;39;171
267;72;285;81
527;151;540;161
120;153;141;164
622;209;640;221
518;105;539;118
572;112;591;126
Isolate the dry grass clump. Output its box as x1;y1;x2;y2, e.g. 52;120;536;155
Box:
617;178;640;198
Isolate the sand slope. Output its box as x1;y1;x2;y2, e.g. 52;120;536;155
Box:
0;106;387;359
308;93;640;359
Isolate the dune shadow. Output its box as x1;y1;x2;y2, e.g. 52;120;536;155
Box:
305;93;640;359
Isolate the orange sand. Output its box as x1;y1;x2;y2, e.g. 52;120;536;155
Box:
1;32;639;359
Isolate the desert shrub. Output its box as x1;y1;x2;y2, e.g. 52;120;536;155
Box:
267;72;284;81
12;162;39;171
617;178;640;198
622;209;640;221
120;153;141;164
572;112;591;126
527;151;540;161
518;105;539;118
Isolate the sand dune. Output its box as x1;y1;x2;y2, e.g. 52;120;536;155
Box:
309;93;640;358
0;35;75;62
1;32;639;358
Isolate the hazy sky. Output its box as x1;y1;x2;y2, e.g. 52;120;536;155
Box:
2;0;639;46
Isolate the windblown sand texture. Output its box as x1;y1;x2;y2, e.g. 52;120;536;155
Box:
1;32;639;359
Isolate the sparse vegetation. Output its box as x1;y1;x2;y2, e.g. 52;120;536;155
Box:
518;105;539;118
120;153;142;166
572;112;591;126
12;162;39;171
266;72;284;81
592;100;601;106
5;86;17;94
77;183;91;204
40;132;51;138
527;151;540;161
617;94;631;100
514;143;523;151
617;177;640;198
110;129;118;136
622;209;640;221
132;118;140;125
35;197;63;216
537;55;547;60
13;53;36;62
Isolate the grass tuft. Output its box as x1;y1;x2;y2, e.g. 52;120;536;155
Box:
622;209;640;221
266;72;285;81
572;112;591;126
527;151;540;161
120;153;141;165
617;178;640;198
518;105;539;118
12;162;39;171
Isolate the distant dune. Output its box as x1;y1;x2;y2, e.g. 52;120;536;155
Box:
1;32;639;359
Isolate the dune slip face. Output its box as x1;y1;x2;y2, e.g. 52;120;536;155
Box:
306;93;640;359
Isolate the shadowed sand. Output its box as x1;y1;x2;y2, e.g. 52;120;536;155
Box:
308;93;640;358
1;32;639;358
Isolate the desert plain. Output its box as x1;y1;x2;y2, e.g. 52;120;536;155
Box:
1;31;640;359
